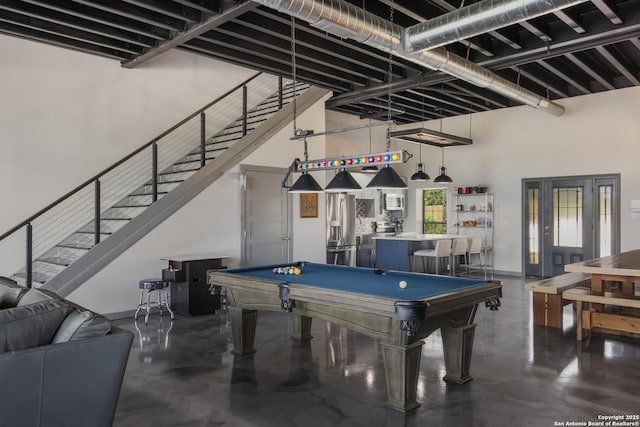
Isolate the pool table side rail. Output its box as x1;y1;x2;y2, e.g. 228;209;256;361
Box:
209;270;502;319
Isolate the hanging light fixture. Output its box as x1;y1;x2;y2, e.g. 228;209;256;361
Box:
361;118;379;174
289;137;323;193
433;118;453;183
287;16;323;194
410;88;430;181
410;144;430;181
433;147;453;183
366;2;407;190
325;169;363;192
367;129;408;189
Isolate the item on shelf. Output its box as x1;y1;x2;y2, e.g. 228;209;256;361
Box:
473;186;488;193
457;186;473;194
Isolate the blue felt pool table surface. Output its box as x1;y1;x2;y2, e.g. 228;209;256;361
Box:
224;262;490;300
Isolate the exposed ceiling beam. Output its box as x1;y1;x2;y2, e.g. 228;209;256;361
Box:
536;59;591;94
590;0;623;24
122;0;257;68
565;52;616;89
596;45;640;85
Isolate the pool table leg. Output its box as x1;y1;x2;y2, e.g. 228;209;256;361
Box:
291;314;313;341
379;340;424;412
441;322;477;384
228;306;258;356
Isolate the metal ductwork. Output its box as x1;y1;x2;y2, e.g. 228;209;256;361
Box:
404;0;588;53
253;0;565;116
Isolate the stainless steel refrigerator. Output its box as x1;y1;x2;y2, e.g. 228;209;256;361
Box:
326;193;356;266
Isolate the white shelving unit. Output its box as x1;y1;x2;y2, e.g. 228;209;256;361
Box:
449;192;494;276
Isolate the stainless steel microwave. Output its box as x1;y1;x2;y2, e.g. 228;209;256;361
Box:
384;193;405;210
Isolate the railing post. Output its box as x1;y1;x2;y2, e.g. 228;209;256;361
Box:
200;112;206;167
152;142;158;203
242;84;248;137
278;77;283;109
94;179;101;245
26;223;32;289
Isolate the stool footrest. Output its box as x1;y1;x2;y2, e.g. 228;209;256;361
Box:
135;280;175;324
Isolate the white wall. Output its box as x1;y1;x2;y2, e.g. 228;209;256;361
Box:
66;95;330;314
327;85;640;274
0;36;254;273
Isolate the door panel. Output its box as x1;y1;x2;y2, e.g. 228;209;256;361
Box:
523;175;618;278
242;167;291;267
544;180;593;277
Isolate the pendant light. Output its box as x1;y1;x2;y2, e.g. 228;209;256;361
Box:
433;147;453;183
361;118;379;174
289;137;323;193
367;130;408;189
410;89;430;181
433;118;453;183
325;168;363;192
287;16;322;194
410;146;430;181
366;2;407;190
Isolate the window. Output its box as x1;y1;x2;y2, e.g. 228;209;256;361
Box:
553;187;583;247
423;189;447;234
598;185;613;257
527;188;539;265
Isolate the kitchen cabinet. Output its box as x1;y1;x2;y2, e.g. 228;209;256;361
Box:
450;192;494;274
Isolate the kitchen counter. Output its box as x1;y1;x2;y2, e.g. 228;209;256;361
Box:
372;233;454;241
374;234;456;272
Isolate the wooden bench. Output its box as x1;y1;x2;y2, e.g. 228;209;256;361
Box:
562;288;640;341
524;273;591;328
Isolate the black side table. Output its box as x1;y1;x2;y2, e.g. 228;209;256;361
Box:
161;254;228;316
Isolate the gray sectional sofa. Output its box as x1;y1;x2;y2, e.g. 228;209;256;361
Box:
0;276;133;427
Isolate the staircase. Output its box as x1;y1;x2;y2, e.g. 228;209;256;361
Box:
5;75;315;288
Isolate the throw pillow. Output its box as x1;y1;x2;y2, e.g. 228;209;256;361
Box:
51;309;111;343
0;299;73;352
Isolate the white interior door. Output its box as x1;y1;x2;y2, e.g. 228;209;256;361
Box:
241;166;291;266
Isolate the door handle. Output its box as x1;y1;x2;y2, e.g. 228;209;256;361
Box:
281;236;290;241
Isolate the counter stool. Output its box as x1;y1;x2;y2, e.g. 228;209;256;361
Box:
135;278;175;325
412;239;452;275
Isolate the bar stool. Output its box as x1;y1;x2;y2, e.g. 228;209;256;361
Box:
135;278;175;325
466;237;485;276
412;239;452;275
450;238;470;276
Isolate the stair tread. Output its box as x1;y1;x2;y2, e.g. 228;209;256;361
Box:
129;191;168;197
38;257;72;267
76;230;113;235
56;243;92;250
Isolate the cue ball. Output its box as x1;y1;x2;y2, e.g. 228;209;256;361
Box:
399;280;407;289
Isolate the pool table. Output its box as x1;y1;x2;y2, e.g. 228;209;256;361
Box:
208;262;502;412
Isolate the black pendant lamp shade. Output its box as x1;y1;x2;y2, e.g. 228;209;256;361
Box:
366;165;407;189
325;169;362;192
289;172;323;193
410;163;430;181
433;166;453;183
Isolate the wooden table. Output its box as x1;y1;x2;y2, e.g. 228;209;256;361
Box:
564;250;640;339
564;249;640;296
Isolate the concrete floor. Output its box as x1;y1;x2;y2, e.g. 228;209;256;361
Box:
112;276;640;427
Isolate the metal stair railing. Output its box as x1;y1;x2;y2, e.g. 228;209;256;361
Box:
0;73;308;287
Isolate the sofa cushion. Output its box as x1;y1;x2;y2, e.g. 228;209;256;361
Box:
16;288;57;306
0;278;27;309
0;299;73;352
51;309;111;343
